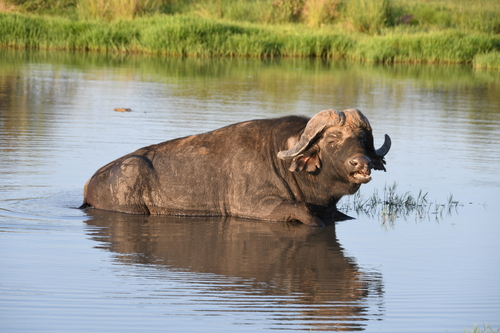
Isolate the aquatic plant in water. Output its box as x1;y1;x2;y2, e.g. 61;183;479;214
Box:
338;182;462;225
463;324;499;333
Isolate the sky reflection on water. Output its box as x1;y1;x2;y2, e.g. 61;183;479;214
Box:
0;50;499;332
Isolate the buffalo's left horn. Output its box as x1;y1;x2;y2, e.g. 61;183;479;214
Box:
277;109;344;160
376;134;392;157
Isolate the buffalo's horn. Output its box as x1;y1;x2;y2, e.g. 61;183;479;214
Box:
278;109;345;160
376;134;392;157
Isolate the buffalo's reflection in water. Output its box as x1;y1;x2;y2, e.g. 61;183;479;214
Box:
84;211;384;331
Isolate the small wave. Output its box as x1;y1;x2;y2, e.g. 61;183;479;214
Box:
0;189;86;222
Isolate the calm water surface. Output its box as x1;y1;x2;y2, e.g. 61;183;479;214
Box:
1;50;499;332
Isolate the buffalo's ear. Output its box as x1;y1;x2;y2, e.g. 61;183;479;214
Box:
289;152;321;173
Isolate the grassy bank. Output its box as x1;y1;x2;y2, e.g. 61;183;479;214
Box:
1;0;500;67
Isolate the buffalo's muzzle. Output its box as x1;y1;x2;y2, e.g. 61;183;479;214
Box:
347;154;372;183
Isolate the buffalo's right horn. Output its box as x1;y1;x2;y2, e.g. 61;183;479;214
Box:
376;134;391;157
278;109;345;160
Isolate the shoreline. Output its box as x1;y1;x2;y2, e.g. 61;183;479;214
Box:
1;12;499;68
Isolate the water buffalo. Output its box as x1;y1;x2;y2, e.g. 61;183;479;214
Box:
80;108;391;226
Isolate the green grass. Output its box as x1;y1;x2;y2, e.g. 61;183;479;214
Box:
343;0;395;34
1;0;500;67
403;0;500;34
1;11;499;64
5;0;500;33
474;51;500;70
0;13;355;56
353;31;500;64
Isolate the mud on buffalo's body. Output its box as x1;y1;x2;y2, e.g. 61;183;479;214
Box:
81;109;391;226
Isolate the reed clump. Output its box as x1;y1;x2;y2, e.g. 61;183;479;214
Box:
464;324;499;333
338;182;462;225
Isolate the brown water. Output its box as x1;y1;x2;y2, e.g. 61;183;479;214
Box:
1;50;499;332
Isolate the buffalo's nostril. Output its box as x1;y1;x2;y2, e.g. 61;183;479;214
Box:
348;155;371;170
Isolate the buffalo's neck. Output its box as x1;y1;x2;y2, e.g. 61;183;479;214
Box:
291;171;358;209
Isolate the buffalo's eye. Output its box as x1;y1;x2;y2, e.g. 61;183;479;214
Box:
325;131;342;145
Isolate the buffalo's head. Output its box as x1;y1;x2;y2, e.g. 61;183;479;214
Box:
278;109;391;188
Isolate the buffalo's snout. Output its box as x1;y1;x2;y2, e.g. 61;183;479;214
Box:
346;154;372;183
348;154;371;171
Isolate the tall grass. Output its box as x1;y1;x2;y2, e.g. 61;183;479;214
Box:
1;0;500;67
404;0;500;34
0;12;355;56
270;0;304;23
192;0;272;23
1;11;499;63
4;0;76;15
353;31;500;64
343;0;396;34
270;0;391;29
474;51;500;70
0;12;139;51
4;0;500;34
77;0;161;20
302;0;340;27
